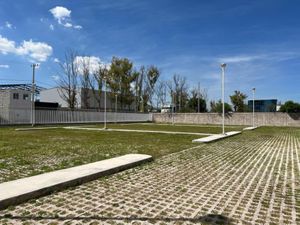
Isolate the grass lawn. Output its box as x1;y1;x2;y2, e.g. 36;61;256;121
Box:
0;126;200;183
86;122;245;134
1;126;299;224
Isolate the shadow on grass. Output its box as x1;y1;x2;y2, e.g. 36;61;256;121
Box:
1;214;233;224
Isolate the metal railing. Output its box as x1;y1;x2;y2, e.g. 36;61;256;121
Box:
0;107;152;125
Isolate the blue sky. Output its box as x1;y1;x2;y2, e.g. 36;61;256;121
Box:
0;0;300;103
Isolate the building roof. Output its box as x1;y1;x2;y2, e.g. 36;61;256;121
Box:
0;84;45;93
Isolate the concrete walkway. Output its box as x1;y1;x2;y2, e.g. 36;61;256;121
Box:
243;126;258;131
192;131;241;143
0;154;152;210
15;127;60;131
63;126;212;136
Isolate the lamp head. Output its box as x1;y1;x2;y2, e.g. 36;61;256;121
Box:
220;63;226;68
252;87;256;91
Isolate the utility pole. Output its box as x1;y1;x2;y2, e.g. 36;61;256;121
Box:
198;82;200;113
31;63;38;127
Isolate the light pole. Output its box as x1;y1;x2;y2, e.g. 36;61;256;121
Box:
31;63;38;127
221;63;226;135
115;94;117;124
252;88;256;127
104;78;107;129
198;82;200;113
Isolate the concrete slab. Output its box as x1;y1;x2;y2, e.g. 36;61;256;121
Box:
0;154;152;210
192;131;241;143
63;126;212;136
243;126;258;131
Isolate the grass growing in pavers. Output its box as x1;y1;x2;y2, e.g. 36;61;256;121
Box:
86;123;245;134
0;127;199;183
0;126;299;224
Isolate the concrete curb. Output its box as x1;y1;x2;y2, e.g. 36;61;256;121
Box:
192;131;241;143
0;154;152;210
243;126;258;131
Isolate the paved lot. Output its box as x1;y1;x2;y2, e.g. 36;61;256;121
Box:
0;127;299;225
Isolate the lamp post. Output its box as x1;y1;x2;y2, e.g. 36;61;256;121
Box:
252;88;256;127
115;94;117;124
220;63;226;135
104;78;107;129
31;63;38;127
198;82;200;113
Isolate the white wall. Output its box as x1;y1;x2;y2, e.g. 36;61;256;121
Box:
40;88;81;108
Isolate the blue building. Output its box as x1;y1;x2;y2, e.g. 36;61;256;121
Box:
248;99;277;112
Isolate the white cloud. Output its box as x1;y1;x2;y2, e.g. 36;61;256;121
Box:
64;22;72;28
74;25;82;30
53;58;60;63
49;6;71;24
49;6;82;30
74;56;107;74
0;35;53;62
218;55;262;63
52;75;60;81
5;21;12;29
49;24;54;30
0;64;9;68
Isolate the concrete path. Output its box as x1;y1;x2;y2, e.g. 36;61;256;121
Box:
243;126;258;131
192;131;241;143
0;154;152;210
64;126;212;136
15;127;60;131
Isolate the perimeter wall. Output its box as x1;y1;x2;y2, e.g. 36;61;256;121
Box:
152;112;300;127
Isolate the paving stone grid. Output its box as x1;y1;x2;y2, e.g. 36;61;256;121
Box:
1;128;300;225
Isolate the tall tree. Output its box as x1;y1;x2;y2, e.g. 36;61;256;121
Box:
230;90;248;112
210;100;232;113
107;57;137;110
134;65;160;112
78;56;91;109
57;50;79;109
167;74;188;112
279;100;300;113
188;88;207;112
89;64;107;110
155;80;167;110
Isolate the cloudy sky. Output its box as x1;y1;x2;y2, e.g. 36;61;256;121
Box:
0;0;300;103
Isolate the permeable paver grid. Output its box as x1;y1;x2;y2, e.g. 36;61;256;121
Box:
0;128;299;225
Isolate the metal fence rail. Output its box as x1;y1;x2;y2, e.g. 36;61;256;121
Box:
0;107;152;125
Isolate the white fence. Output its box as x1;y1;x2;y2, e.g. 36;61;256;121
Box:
0;107;152;125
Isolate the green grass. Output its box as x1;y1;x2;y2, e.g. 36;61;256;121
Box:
0;126;200;182
88;123;245;134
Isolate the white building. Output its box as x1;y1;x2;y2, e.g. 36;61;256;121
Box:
40;87;136;111
0;84;33;123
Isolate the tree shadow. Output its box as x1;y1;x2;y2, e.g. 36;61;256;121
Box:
1;214;233;224
287;113;300;120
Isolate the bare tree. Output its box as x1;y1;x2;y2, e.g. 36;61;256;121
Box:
57;50;79;109
167;74;188;112
155;80;167;109
88;64;107;110
135;65;160;112
80;57;91;109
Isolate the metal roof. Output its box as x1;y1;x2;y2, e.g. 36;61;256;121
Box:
0;84;45;93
